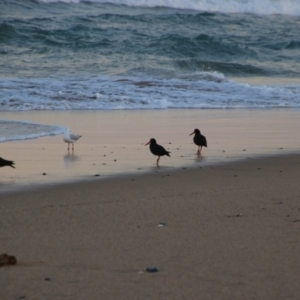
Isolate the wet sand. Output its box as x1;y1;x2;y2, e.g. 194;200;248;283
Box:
0;109;300;190
1;109;300;299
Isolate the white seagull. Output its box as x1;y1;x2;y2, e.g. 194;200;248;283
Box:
63;128;82;151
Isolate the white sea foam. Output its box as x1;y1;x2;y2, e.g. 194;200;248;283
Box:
1;72;299;111
37;0;300;16
0;120;66;143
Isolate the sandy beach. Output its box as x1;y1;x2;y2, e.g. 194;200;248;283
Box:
1;153;300;299
1;109;300;190
1;109;300;299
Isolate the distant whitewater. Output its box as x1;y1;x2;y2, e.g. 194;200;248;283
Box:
1;0;300;111
36;0;300;16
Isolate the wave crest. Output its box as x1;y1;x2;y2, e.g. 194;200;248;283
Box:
36;0;300;16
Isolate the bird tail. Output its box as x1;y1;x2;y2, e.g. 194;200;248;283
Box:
10;161;15;168
167;152;171;157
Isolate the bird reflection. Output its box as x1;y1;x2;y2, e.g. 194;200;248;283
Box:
64;153;80;169
194;154;204;163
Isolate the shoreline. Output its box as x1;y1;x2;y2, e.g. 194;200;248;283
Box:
1;108;300;193
1;150;299;196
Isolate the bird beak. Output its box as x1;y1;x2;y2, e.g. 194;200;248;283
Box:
189;131;195;136
145;141;150;146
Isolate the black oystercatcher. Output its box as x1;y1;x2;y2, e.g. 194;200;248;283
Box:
145;138;171;166
0;157;15;168
63;128;81;151
189;128;207;155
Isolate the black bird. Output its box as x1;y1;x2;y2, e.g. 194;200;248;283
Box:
0;157;15;168
145;138;171;166
189;129;207;155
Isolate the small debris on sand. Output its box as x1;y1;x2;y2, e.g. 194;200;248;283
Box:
0;254;17;267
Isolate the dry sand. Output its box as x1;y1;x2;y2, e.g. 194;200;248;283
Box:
1;109;300;299
1;154;300;300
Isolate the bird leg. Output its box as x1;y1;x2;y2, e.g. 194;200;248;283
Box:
156;156;160;166
197;146;202;155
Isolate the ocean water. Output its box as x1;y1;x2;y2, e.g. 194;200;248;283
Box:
1;0;300;141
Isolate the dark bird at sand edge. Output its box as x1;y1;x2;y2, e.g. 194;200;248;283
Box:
145;138;170;166
0;157;15;168
189;129;207;155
